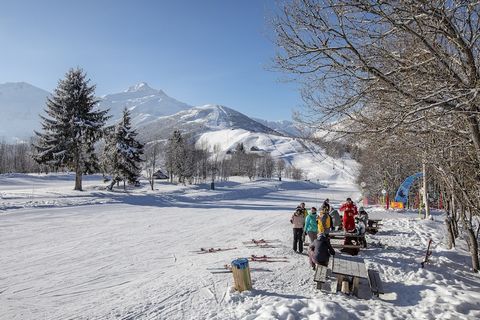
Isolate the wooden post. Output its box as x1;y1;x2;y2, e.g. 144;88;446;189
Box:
341;280;350;294
231;258;252;292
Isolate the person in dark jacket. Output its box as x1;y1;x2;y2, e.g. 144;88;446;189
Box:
308;234;335;269
299;202;308;244
322;198;331;213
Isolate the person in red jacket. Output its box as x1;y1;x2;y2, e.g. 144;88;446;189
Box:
339;197;358;232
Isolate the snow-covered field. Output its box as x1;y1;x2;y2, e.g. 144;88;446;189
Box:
1;174;479;320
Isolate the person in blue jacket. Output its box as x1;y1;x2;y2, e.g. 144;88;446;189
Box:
304;207;319;243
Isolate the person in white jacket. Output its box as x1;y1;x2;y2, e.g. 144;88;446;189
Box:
290;207;306;253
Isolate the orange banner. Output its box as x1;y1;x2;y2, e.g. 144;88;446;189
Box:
390;201;404;209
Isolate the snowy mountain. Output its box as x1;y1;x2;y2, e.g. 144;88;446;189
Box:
138;104;278;141
98;82;193;126
253;118;302;137
0;82;50;142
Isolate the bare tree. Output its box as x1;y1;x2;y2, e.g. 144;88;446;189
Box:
276;159;286;181
273;0;480;271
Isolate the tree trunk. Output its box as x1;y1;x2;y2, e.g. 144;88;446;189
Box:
451;193;459;237
150;149;156;191
467;115;480;164
459;203;479;272
445;215;455;249
422;162;430;218
74;159;82;191
466;227;479;273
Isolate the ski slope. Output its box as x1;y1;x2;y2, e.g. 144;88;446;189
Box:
197;129;358;185
1;174;479;320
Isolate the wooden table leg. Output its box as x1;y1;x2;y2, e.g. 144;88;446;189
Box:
352;277;360;296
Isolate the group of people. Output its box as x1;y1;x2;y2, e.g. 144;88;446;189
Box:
290;198;369;269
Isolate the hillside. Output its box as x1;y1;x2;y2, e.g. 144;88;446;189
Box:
138;104;278;142
0;82;50;142
197;129;358;184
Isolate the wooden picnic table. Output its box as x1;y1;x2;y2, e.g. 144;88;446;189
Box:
329;232;365;239
329;232;366;251
329;255;369;297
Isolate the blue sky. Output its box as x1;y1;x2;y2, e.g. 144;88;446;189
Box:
0;0;301;120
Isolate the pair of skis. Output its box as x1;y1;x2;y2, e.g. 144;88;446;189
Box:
249;254;288;263
243;239;281;248
192;247;237;254
192;239;281;254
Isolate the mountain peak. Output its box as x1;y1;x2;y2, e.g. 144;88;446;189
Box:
125;82;156;93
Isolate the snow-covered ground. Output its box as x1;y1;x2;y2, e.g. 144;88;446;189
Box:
1;174;479;320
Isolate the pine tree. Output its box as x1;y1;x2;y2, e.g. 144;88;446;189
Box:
165;130;196;184
33;68;109;190
104;108;144;190
166;130;185;183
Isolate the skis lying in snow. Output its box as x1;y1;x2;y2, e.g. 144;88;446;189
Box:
250;254;287;260
207;264;232;273
243;239;281;247
192;247;238;254
248;255;288;263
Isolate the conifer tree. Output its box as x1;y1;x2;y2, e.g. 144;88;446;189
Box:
104;108;144;190
33;68;109;190
165;130;196;184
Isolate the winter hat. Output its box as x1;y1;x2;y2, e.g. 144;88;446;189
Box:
359;206;365;212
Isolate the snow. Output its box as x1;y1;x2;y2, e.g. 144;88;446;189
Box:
252;118;301;137
1;174;479;320
99;84;193;126
0;82;50;142
197;129;358;184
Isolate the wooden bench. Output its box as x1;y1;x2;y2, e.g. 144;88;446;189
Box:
314;265;328;289
367;219;382;233
331;243;362;249
368;269;384;296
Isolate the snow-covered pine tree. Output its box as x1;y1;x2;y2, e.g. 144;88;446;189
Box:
166;130;186;183
104;108;144;190
33;68;109;190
